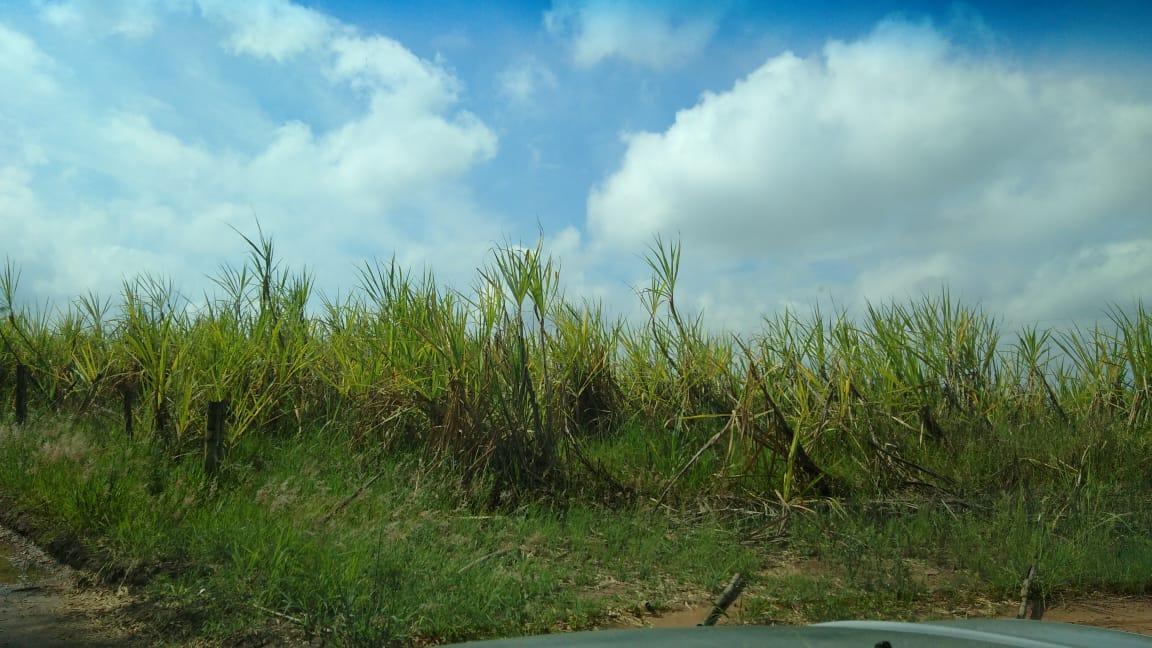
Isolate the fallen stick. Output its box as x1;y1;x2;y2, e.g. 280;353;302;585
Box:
700;573;747;626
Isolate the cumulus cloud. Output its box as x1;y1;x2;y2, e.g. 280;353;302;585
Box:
327;34;460;110
585;18;1152;327
198;0;335;61
1004;240;1152;325
0;2;499;305
544;0;721;69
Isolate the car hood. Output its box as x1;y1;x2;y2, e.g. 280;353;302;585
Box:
449;619;1152;647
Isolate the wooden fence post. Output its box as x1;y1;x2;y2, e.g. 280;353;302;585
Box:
153;399;170;440
205;400;228;478
15;362;28;425
122;386;135;438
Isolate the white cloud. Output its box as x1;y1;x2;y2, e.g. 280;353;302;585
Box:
39;0;333;55
197;0;334;61
544;0;720;70
39;0;160;39
499;58;558;105
584;18;1152;327
1004;239;1152;325
327;34;460;110
853;253;961;306
0;4;500;306
0;21;58;94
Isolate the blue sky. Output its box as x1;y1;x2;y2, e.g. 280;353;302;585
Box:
1;0;1149;331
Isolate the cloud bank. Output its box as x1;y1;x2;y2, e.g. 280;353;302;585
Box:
584;19;1152;328
1;0;498;304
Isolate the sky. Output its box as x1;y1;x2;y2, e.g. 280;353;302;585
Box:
1;0;1150;332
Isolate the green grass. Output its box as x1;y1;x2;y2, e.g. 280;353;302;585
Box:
1;411;1149;645
0;415;764;645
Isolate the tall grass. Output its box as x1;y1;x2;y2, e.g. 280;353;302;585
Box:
1;234;1149;508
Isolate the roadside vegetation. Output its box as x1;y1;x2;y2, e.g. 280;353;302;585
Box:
0;231;1149;645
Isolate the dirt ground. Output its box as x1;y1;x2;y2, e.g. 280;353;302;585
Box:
0;525;138;647
619;561;1152;639
1035;598;1152;636
606;557;1151;637
632;597;1152;636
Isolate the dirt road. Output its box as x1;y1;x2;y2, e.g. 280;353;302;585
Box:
0;525;136;647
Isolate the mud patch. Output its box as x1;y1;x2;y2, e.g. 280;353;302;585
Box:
645;602;744;628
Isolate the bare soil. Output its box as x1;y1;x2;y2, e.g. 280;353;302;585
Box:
0;525;139;647
628;596;1152;636
1023;597;1152;636
605;557;1152;637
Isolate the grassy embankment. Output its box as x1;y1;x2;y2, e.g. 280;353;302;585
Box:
0;234;1149;645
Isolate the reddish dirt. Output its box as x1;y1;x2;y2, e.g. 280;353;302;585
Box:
633;599;1152;636
623;592;1152;637
1017;597;1152;636
644;604;729;628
